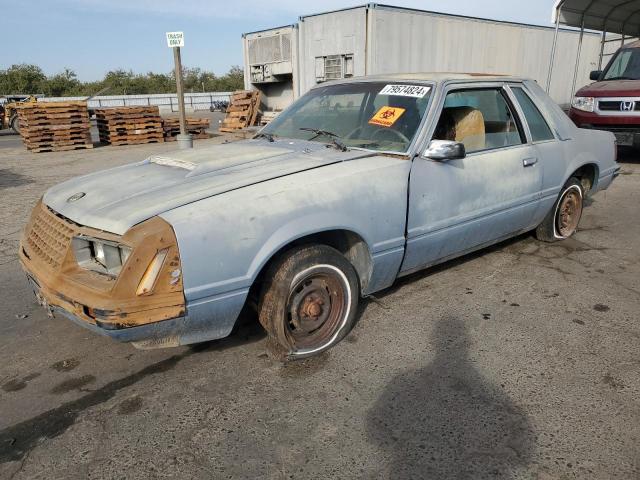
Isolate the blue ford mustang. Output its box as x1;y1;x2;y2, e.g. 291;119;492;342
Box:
19;73;619;358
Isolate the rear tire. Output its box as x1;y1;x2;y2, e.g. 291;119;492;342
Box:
258;245;359;359
535;177;583;242
9;115;20;135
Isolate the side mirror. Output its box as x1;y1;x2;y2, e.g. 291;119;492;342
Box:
590;70;603;81
423;140;466;161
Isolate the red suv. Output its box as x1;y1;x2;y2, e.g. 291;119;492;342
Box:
570;40;640;148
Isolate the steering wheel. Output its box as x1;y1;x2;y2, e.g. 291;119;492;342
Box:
344;126;364;140
371;128;410;144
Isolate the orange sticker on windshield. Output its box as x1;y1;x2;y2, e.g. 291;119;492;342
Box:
368;106;406;127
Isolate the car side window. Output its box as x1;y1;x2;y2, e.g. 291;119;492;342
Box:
433;88;524;154
511;87;555;142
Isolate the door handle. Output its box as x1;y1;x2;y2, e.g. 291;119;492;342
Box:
523;157;538;167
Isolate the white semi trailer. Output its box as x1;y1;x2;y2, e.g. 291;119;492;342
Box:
243;4;601;111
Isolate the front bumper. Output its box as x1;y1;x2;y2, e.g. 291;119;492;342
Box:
19;201;187;346
22;268;184;344
569;108;640;147
24;269;248;349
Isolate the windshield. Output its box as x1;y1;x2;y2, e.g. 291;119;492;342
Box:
261;82;432;153
603;48;640;80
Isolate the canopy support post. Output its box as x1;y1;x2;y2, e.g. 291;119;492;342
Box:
546;3;563;93
571;18;586;100
598;30;606;69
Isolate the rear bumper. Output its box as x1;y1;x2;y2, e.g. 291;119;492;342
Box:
596;166;620;193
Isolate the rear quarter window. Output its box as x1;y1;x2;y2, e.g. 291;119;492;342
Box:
512;87;555;142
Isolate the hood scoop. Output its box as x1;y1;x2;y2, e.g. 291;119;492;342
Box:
149;156;197;171
145;143;295;178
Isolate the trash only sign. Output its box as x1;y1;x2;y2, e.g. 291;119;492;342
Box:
166;32;184;48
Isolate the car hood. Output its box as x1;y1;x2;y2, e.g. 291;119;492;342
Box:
577;80;640;97
44;140;374;235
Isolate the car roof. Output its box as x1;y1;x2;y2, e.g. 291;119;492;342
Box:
316;72;525;88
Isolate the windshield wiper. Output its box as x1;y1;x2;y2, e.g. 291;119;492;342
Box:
299;127;347;151
605;76;636;81
254;132;275;142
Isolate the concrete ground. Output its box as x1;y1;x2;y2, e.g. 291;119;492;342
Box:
0;126;638;479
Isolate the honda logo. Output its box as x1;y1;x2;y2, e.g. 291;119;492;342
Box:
621;101;635;112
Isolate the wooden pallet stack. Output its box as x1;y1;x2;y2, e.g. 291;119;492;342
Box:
95;106;164;146
16;101;93;153
259;111;280;126
162;117;210;141
219;90;261;132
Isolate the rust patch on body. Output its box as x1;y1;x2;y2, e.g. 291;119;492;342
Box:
19;201;186;330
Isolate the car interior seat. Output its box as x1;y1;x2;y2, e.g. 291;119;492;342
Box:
434;106;486;152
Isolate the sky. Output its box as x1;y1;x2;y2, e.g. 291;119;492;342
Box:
1;0;558;81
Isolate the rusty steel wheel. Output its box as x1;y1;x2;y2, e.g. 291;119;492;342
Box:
555;186;583;238
259;245;359;359
535;177;584;242
285;265;350;351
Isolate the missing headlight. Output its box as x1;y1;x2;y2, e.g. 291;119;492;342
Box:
72;236;132;276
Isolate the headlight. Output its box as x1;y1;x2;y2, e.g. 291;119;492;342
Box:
572;96;595;112
72;236;132;276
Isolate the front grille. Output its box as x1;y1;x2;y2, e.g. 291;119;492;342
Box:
599;101;623;111
598;100;640;111
25;204;75;269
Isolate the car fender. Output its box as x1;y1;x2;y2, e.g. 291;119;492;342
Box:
161;157;410;305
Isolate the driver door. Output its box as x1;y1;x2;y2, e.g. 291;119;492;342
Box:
401;84;543;273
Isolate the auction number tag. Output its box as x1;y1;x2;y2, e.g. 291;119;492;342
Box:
379;84;431;98
369;106;406;127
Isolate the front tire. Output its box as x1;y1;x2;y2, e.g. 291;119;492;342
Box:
535;177;584;242
258;245;359;359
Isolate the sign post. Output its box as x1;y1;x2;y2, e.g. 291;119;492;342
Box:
166;31;192;149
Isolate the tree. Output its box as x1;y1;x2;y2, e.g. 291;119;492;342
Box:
0;65;245;96
0;64;47;94
46;68;81;96
214;65;244;91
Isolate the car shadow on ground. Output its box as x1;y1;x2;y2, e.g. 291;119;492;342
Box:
365;316;535;479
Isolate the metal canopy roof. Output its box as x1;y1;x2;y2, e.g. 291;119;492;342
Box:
553;0;640;35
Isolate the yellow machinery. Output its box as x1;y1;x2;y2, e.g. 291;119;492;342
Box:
1;95;38;134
